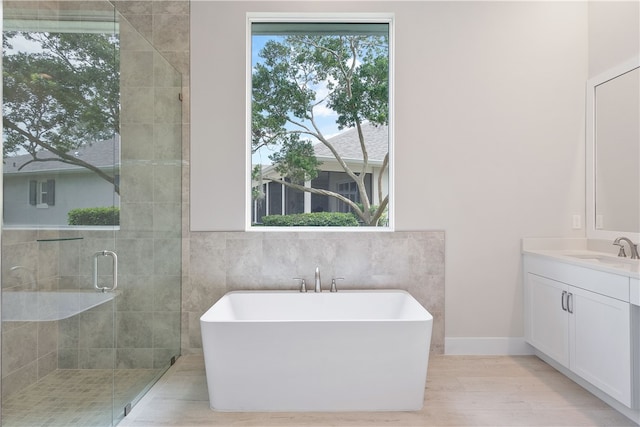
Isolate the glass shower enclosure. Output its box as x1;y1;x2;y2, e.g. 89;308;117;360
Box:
1;2;182;426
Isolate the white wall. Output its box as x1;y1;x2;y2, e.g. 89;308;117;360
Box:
588;1;640;78
191;1;589;349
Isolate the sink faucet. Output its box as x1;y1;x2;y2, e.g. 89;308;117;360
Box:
613;237;640;259
315;267;321;292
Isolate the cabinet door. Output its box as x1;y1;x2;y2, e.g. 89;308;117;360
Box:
526;273;569;367
569;286;631;407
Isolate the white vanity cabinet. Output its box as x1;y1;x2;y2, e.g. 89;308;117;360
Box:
524;255;632;408
632;278;640;306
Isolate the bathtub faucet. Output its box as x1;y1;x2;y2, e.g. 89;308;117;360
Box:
315;267;321;292
293;277;307;292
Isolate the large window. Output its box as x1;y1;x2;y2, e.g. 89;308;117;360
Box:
248;14;393;229
2;16;120;227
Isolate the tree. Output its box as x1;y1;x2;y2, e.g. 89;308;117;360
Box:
252;31;389;226
3;31;120;193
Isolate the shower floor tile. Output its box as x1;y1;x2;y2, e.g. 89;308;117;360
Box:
2;368;162;427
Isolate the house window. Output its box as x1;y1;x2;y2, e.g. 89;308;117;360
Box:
29;179;55;207
249;14;394;229
337;181;359;213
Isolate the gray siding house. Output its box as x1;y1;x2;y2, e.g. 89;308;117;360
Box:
3;138;120;227
253;123;389;223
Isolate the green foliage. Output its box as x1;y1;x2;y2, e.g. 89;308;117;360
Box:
3;31;120;191
353;203;388;227
68;207;120;226
251;164;264;201
332;55;389;129
269;135;321;184
260;212;359;227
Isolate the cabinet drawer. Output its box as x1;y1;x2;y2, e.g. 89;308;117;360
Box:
524;256;629;302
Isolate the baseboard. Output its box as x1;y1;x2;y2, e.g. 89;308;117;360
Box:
444;337;535;355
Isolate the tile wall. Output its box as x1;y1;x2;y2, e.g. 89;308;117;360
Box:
1;231;61;396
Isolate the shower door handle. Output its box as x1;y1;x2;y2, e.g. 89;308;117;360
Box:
93;250;118;292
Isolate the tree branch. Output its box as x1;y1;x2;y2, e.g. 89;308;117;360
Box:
307;114;371;221
378;152;389;204
3;118;120;194
370;195;389;226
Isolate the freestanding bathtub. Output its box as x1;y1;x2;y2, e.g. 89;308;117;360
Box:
200;290;433;412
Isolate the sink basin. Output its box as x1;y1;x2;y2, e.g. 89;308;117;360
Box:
568;253;615;261
565;253;638;267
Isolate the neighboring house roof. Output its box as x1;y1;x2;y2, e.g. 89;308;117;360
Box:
3;137;120;175
313;122;388;163
258;122;389;181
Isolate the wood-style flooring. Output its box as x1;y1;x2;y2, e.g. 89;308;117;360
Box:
118;354;637;426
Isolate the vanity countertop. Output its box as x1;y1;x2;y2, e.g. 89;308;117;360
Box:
522;238;640;279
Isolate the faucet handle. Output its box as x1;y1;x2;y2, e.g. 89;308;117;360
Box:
293;278;307;293
613;242;627;257
330;277;344;293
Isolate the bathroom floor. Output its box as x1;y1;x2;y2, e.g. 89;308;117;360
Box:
118;354;636;427
2;368;162;427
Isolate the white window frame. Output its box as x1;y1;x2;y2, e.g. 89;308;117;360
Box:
245;12;395;232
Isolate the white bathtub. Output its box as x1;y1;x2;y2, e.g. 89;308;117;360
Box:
200;290;433;412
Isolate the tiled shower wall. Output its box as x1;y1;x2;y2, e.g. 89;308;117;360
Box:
114;9;183;370
182;231;446;355
1;230;62;397
112;0;193;355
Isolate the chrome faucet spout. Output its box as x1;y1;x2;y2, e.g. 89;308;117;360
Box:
613;237;640;259
314;267;321;292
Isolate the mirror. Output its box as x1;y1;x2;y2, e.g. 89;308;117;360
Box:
586;57;640;240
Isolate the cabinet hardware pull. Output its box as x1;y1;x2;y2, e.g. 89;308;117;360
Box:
567;292;574;314
561;290;567;311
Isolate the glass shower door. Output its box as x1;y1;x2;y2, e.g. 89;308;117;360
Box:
111;9;183;421
1;2;182;425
